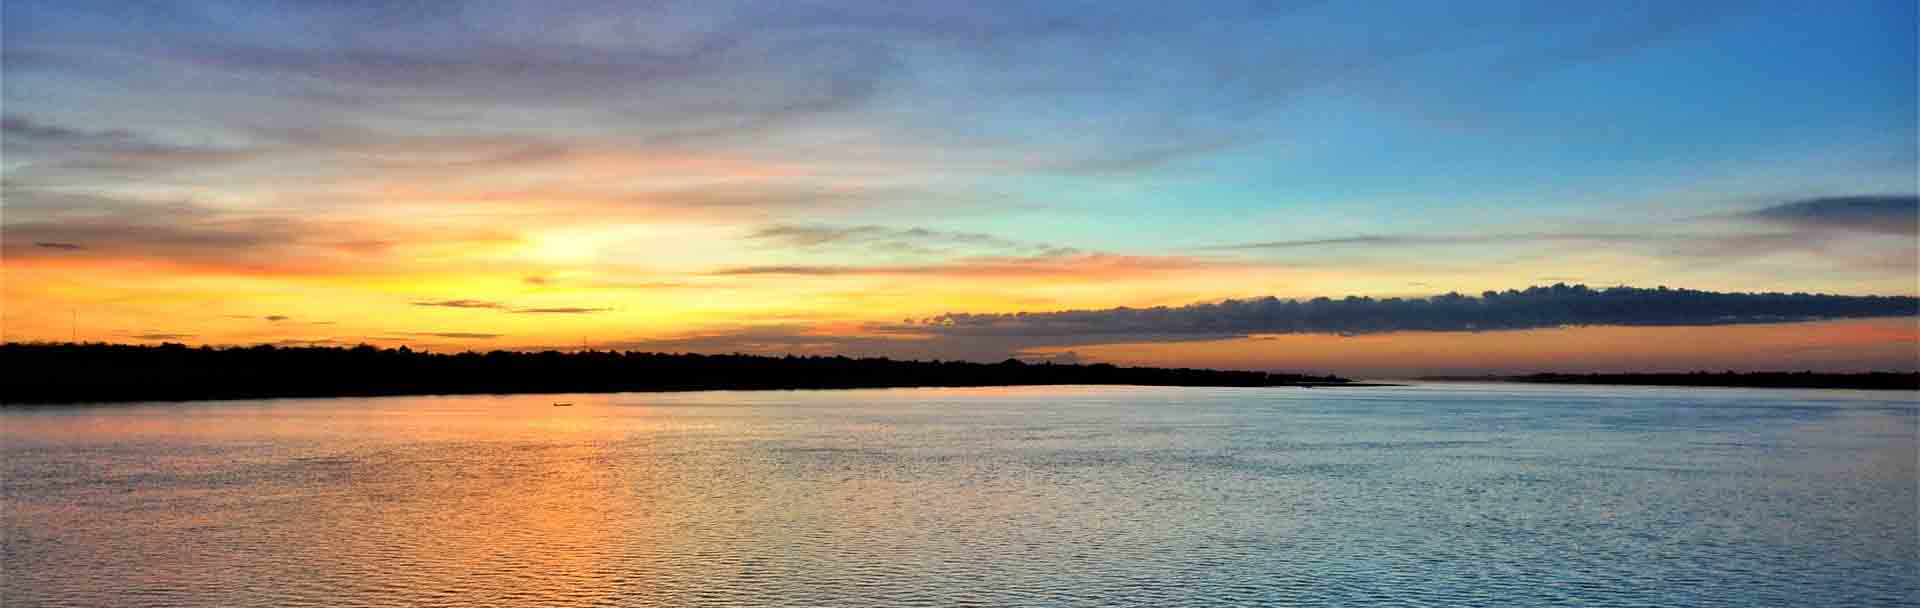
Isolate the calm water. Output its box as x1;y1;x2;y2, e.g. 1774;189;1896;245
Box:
3;384;1915;607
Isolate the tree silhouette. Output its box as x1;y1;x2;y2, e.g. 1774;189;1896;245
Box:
0;342;1349;404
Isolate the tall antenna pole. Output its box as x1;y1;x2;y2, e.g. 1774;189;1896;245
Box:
71;309;77;343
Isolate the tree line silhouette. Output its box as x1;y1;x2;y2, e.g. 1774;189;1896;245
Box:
1510;371;1917;391
0;342;1349;404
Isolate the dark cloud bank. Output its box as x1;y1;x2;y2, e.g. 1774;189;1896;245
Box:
594;284;1919;366
889;284;1919;339
1738;195;1917;236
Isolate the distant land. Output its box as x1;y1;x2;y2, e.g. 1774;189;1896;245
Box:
1420;371;1918;391
0;342;1351;405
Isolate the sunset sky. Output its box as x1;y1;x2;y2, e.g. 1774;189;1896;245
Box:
4;1;1916;376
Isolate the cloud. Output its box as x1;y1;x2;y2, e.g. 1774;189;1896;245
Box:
2;114;261;174
269;339;348;347
2;188;518;275
710;265;868;276
224;314;307;323
524;275;717;290
403;332;502;339
410;299;608;314
509;307;610;314
2;114;137;145
10;216;274;254
1486;3;1742;86
270;175;988;230
593;281;708;290
1209;194;1919;267
748;224;914;247
1737;195;1917;236
129;333;194;341
746;223;1079;258
708;253;1224;279
8;1;1743;181
1210;232;1648;251
63;4;913;156
886;284;1919;339
1;192;241;259
411;299;505;309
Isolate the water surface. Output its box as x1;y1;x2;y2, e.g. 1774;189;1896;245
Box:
4;384;1915;606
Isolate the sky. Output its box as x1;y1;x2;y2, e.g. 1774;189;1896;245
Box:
3;0;1916;377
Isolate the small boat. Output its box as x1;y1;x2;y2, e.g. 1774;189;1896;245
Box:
552;402;573;407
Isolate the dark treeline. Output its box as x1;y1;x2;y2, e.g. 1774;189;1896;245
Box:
1509;371;1918;391
0;342;1348;404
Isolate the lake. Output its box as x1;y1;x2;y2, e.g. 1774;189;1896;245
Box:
3;384;1914;606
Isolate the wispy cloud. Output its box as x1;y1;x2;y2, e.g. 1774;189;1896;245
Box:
411;299;505;309
1208;233;1649;251
7;1;1770;183
129;333;194;341
1736;195;1917;236
2;114;137;143
509;307;610;314
709;253;1224;279
592;281;710;290
523;275;715;290
403;332;502;339
2;189;518;275
412;299;607;314
224;314;306;323
2;114;262;174
1208;194;1918;269
710;266;860;276
269;339;348;347
747;223;1079;258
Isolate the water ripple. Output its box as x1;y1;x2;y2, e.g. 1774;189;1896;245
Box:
4;384;1915;606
